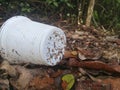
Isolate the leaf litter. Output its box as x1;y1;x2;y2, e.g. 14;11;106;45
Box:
0;24;120;90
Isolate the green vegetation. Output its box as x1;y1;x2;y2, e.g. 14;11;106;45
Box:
93;0;120;31
0;0;120;31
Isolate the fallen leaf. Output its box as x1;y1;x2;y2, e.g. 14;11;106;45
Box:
62;81;68;90
72;34;79;39
64;51;77;58
79;68;102;82
62;74;75;90
75;80;111;90
77;48;101;60
102;77;120;90
10;66;33;90
0;79;9;90
50;69;63;78
71;51;78;56
28;76;55;90
75;31;85;35
68;58;120;73
115;39;120;45
106;37;120;45
0;60;17;77
78;53;87;60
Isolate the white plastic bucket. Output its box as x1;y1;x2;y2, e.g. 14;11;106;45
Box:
0;16;66;66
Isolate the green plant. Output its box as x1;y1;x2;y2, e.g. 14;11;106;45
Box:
93;0;120;30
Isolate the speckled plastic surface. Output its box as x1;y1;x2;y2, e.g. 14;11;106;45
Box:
0;16;66;66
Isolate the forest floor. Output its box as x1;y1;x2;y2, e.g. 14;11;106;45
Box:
0;15;120;90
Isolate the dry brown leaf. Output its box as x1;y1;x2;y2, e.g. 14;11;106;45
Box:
10;66;33;90
115;39;120;45
106;37;120;45
72;34;79;39
79;68;102;82
71;51;78;56
78;53;87;60
75;80;111;90
28;76;55;90
61;81;68;90
50;69;63;78
64;51;77;58
102;77;120;90
0;60;17;77
0;79;9;90
77;48;101;60
68;58;120;73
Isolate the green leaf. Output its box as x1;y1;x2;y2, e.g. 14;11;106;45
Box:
53;1;58;7
93;10;99;21
62;74;75;90
66;3;73;8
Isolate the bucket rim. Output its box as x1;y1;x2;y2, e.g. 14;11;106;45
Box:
0;16;31;31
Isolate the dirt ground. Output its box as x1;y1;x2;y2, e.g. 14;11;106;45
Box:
0;16;120;90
